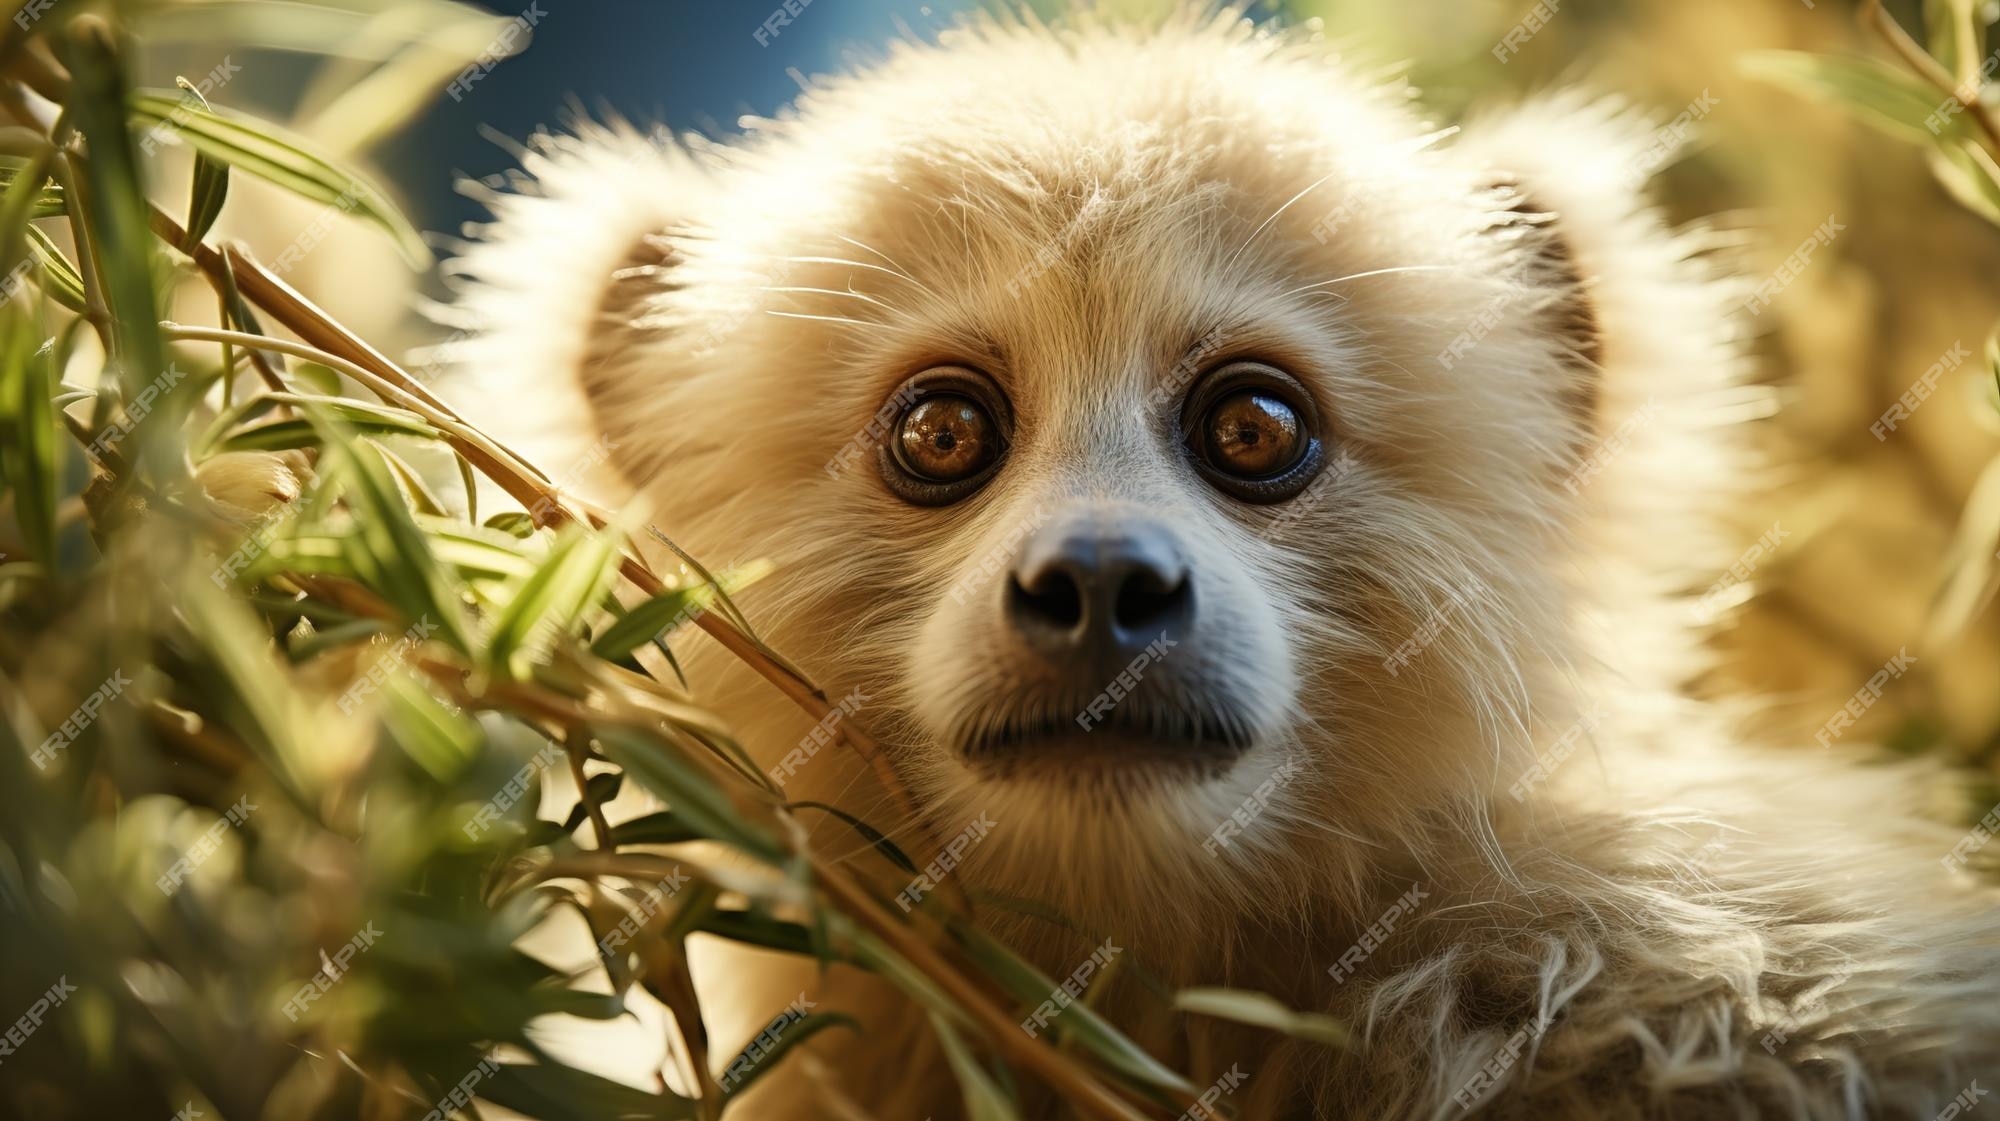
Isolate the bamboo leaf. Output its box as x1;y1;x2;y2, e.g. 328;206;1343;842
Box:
1173;986;1349;1047
0;308;56;562
173;76;230;246
486;522;622;679
588;560;773;661
128;91;429;266
1740;50;1964;143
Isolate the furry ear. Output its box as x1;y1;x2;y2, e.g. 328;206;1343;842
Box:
437;121;707;491
1479;172;1604;428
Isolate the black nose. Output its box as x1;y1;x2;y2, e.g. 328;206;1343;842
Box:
1008;514;1193;659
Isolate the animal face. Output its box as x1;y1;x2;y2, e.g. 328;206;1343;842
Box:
513;14;1601;925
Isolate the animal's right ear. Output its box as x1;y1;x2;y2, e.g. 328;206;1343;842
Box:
1452;92;1743;456
439;122;708;486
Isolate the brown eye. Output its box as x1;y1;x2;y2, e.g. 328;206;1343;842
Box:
1179;361;1328;504
1202;391;1302;478
895;395;998;482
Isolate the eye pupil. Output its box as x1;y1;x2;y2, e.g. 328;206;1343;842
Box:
895;393;998;484
1203;390;1302;479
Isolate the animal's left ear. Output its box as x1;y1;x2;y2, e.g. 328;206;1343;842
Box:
1452;92;1736;453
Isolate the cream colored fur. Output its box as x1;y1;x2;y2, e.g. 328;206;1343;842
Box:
442;9;2000;1119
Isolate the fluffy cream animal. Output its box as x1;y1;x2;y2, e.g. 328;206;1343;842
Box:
445;9;2000;1118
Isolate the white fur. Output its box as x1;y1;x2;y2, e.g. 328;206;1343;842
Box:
445;9;2000;1119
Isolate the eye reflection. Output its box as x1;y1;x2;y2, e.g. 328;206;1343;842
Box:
895;394;999;482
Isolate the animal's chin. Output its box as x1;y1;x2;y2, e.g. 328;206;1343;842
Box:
951;702;1258;785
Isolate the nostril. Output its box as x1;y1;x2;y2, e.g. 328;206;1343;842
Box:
1011;568;1084;630
1114;568;1191;632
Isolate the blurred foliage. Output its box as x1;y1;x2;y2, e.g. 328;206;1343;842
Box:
0;2;1341;1119
5;1;1999;1119
1286;0;2000;794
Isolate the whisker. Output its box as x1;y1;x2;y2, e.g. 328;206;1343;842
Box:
1225;168;1340;273
762;285;895;311
1278;264;1460;299
764;309;872;329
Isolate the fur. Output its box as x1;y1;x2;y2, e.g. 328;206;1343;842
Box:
442;9;2000;1119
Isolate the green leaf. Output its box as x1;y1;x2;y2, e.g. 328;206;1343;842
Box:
1928;138;2000;227
314;418;474;654
1173;986;1350;1047
173;76;230;246
949;922;1197;1097
0;310;56;562
217;396;437;451
287;361;342;397
128;91;430;267
475;1062;697;1121
22;225;85;312
65;27;174;453
562;771;623;833
486;522;622;679
484;510;537;538
929;1011;1021;1121
787;800;917;874
588;560;774;660
717;1011;860;1102
605;810;705;847
595;726;782;863
1740;50;1964;143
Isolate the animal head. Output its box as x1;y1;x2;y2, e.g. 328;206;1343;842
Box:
455;9;1741;937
